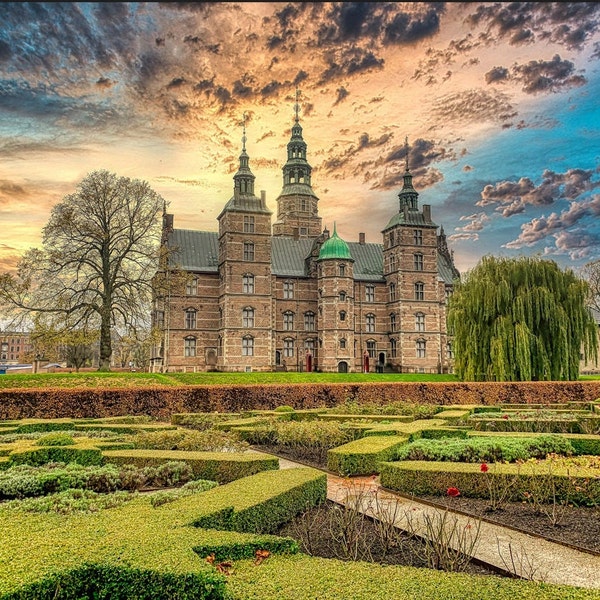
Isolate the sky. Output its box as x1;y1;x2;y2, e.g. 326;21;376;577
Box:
1;2;600;276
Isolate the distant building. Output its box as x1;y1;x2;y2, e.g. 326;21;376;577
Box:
152;103;460;373
0;331;32;364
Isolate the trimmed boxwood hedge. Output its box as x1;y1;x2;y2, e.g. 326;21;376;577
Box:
327;435;408;476
379;460;600;506
101;449;279;484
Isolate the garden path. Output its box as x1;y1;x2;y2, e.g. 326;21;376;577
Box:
277;456;600;590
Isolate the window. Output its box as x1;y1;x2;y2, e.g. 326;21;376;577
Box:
284;338;294;357
184;337;196;357
415;282;424;301
300;227;308;236
416;339;426;359
304;311;315;331
340;338;347;349
305;339;315;352
445;286;453;301
389;254;396;272
339;264;346;276
390;338;397;358
366;340;376;358
416;312;425;332
339;310;346;322
242;336;254;356
414;229;423;246
283;281;294;299
339;291;346;301
389;283;396;302
389;231;395;246
243;242;254;261
366;285;375;302
186;278;198;295
366;314;375;333
243;307;254;328
446;342;454;359
414;253;423;271
242;274;255;294
243;216;255;233
390;313;396;333
155;310;165;329
283;311;294;331
185;309;197;329
300;198;308;211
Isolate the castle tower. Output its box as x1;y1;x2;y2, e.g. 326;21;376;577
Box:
272;89;322;238
381;138;443;373
217;115;273;371
317;224;355;372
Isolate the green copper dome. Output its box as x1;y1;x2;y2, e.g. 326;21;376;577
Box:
318;225;354;261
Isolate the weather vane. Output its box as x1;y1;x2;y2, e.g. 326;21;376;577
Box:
405;135;409;171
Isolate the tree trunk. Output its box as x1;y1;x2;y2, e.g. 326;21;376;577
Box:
99;307;112;371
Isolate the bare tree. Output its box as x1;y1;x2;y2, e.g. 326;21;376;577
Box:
0;170;165;370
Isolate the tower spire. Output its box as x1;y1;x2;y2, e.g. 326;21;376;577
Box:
405;135;409;172
294;88;300;123
242;111;247;152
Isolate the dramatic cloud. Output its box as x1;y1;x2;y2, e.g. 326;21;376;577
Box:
478;168;600;216
430;89;517;126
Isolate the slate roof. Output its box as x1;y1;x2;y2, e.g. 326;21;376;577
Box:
383;210;438;230
167;229;458;284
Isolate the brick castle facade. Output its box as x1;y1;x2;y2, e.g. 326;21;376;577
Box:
152;108;460;373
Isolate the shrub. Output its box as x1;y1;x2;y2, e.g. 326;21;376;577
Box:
149;479;218;508
274;405;295;413
9;446;104;468
133;429;249;453
145;461;194;488
35;433;76;447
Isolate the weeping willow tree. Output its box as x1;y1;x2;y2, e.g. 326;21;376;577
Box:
447;255;598;381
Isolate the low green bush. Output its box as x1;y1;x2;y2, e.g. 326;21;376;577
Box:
149;479;219;507
133;429;249;453
102;449;278;484
327;435;408;476
9;446;104;468
395;435;574;463
35;433;76;447
380;459;600;506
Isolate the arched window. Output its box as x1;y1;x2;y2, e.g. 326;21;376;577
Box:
366;340;376;358
340;338;347;349
390;338;397;358
415;282;424;300
283;311;294;331
242;274;255;294
184;336;196;357
304;311;315;331
416;338;426;358
366;313;375;333
339;310;346;322
185;309;197;329
390;313;397;333
242;336;254;356
415;312;425;332
242;307;255;328
339;291;346;301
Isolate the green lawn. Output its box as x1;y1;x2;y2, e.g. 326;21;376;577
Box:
0;371;459;389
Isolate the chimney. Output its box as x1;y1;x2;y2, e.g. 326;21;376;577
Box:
359;232;365;245
163;213;174;232
293;227;300;240
261;190;266;203
423;204;431;222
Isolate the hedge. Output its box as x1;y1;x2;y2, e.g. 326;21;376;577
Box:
226;554;600;600
9;446;104;467
2;381;600;420
468;431;600;456
327;435;408;476
0;467;324;597
379;460;600;506
101;449;279;483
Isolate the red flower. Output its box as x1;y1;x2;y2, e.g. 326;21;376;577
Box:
447;487;460;497
502;414;509;420
480;463;489;472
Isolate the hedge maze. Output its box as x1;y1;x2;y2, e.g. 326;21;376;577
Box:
0;400;599;599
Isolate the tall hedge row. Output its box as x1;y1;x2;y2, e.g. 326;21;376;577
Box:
0;381;599;420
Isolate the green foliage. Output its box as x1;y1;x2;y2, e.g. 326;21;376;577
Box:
35;433;75;447
329;400;442;419
274;405;295;413
133;429;249;453
9;446;103;468
327;435;408;476
447;255;598;381
149;479;218;508
395;435;574;463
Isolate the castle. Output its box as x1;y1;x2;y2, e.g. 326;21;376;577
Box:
152;104;460;373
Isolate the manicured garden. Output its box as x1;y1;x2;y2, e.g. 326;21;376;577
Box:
1;389;599;598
